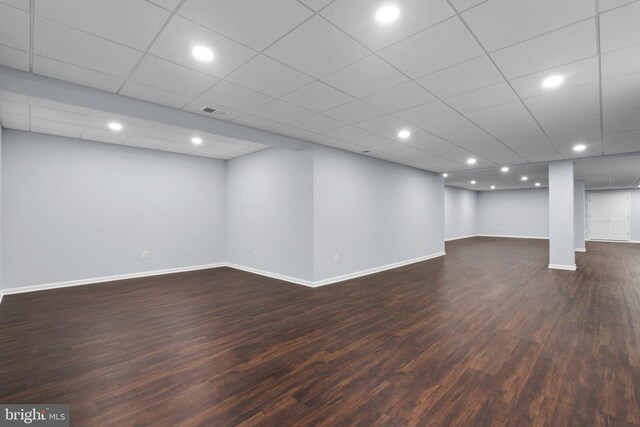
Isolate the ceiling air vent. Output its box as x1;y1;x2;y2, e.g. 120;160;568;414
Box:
201;106;227;116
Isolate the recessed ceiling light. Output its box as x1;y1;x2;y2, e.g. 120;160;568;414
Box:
398;129;411;139
191;137;203;145
192;45;214;62
573;144;586;152
376;5;400;23
542;75;564;88
521;176;528;181
470;180;476;184
490;185;496;189
501;166;509;172
108;122;122;131
467;158;477;165
535;182;541;187
442;173;448;177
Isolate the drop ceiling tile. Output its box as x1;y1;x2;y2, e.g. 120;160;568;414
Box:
321;0;454;51
445;82;519;113
406;132;478;164
182;99;243;121
416;55;504;98
90;112;148;129
0;98;28;115
604;91;640;115
264;16;369;78
540;113;601;144
282;81;354;113
28;97;94;116
34;17;142;78
0;112;29;130
324;125;374;141
232;114;283;131
322;100;386;124
395;100;458;126
602;72;640;101
31;105;92;126
125;135;170;149
510;56;599;99
136;124;191;142
0;3;29;51
355;114;418;139
81;127;130;144
178;0;312;51
225;54;313;98
418;113;484;140
601;43;640;80
462;0;595;52
362;81;436;113
147;0;181;10
35;0;170;51
31;118;85;138
321;55;409;98
525;83;600;124
0;90;28;102
272;125;315;139
196;80;273;113
604;107;640;133
600;1;640;52
251;100;313;124
0;45;29;71
120;81;192;109
291;114;344;134
450;0;487;12
0;0;29;11
32;56;125;93
299;0;333;11
603;130;640;154
599;0;638;12
160;142;199;154
350;133;393;149
490;19;597;79
379;17;482;78
130;55;219;98
149;15;256;79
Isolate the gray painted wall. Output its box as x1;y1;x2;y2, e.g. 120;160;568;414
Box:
2;130;227;290
226;147;314;281
548;161;575;268
313;147;444;282
574;181;586;250
444;186;477;240
587;188;640;242
476;188;549;238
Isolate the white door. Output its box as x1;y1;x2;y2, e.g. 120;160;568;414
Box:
588;193;630;241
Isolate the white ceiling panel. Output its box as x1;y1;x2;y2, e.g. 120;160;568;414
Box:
540;114;602;147
31;117;85;138
265;16;369;78
601;43;640;80
34;17;142;78
149;15;257;78
450;0;487;12
462;0;595;52
251;99;313;124
178;0;312;51
322;100;386;124
355;114;419;139
282;81;354;113
602;72;640;101
198;80;273;113
35;0;170;51
599;1;640;52
120;81;192;109
603;90;640;114
0;44;29;71
232;114;283;131
362;81;436;113
32;56;124;93
524;83;600;125
603;130;640;155
0;2;29;51
225;54;313;98
272;125;315;139
291;114;344;134
324;125;373;142
445;82;519;113
0;98;28;115
181;99;243;121
125;135;170;150
299;0;333;11
490;19;597;79
0;112;29;130
321;55;409;98
30;105;91;126
0;0;29;11
320;0;454;51
395;100;459;127
379;17;483;78
147;0;181;11
604;107;640;134
416;55;504;99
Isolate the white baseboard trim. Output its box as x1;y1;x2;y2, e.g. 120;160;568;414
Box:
1;263;226;296
225;263;315;287
0;291;3;306
312;251;446;287
445;235;475;242
575;248;586;252
588;239;640;244
477;234;549;240
548;264;577;271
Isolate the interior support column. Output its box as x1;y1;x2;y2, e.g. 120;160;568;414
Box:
548;160;576;271
574;181;586;253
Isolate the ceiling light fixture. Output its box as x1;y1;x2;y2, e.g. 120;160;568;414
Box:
191;137;203;145
490;185;496;189
535;182;541;187
521;176;528;181
573;144;586;152
542;75;564;88
192;45;214;62
470;180;476;184
467;158;477;165
398;129;411;139
376;5;400;23
108;122;122;131
501;166;509;172
442;173;448;177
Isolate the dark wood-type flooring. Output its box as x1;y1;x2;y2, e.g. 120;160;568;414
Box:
1;237;640;426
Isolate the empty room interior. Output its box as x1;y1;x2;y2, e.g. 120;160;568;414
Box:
1;0;640;425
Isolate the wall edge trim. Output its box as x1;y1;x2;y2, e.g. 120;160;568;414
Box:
548;264;577;271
